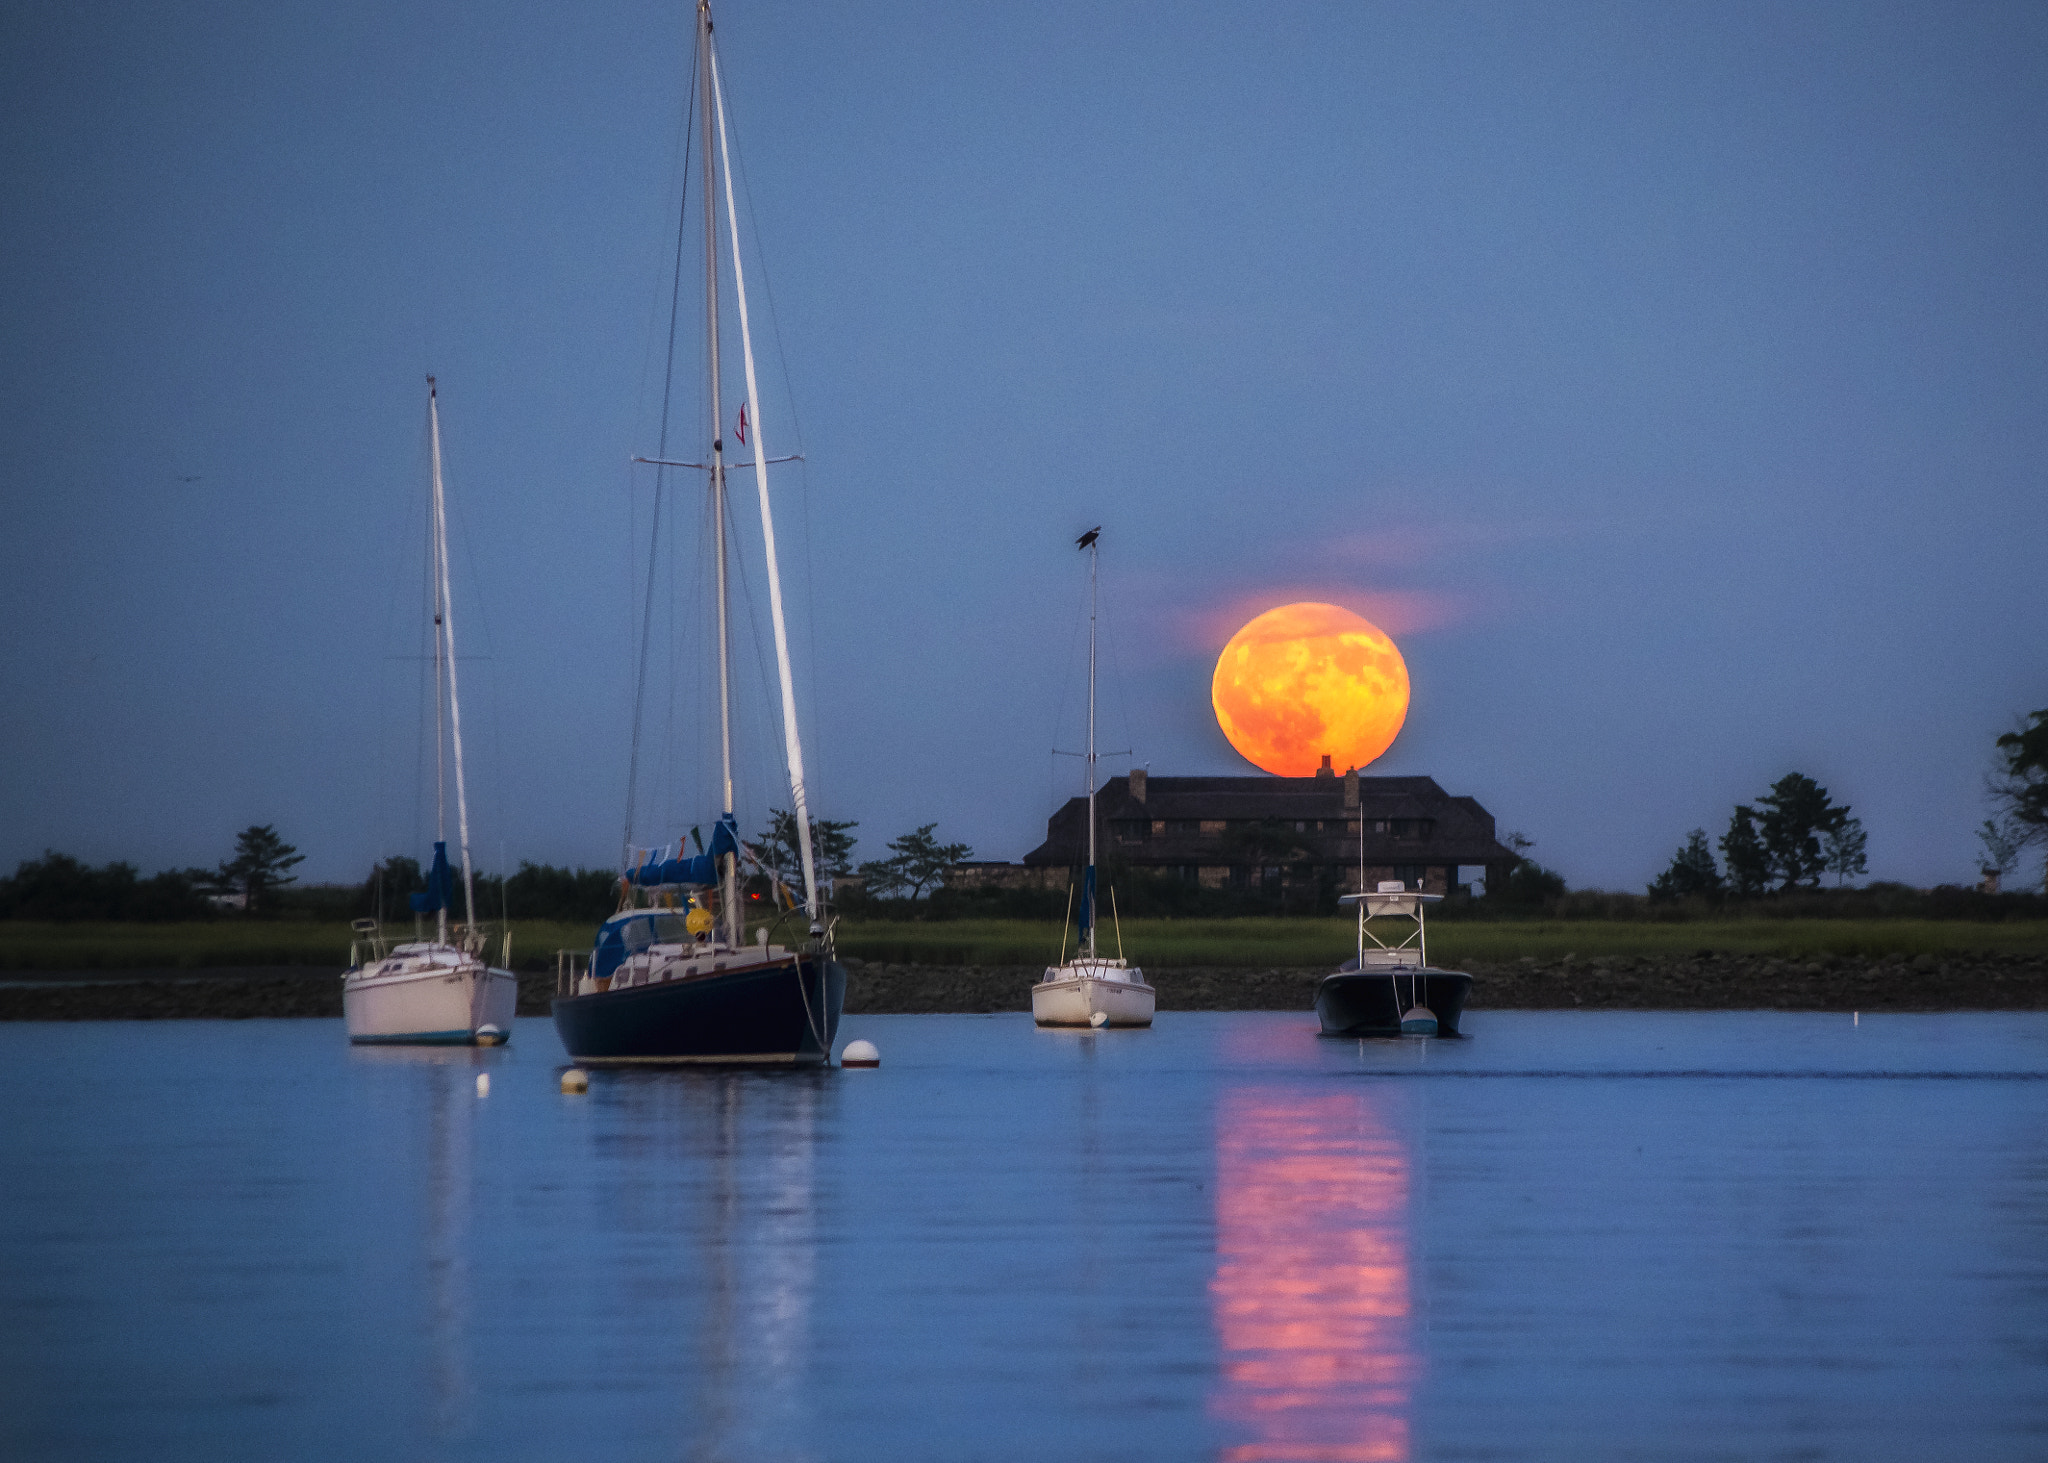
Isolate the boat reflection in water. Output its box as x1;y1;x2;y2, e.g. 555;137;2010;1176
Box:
347;1044;487;1444
1212;1086;1417;1463
594;1071;823;1461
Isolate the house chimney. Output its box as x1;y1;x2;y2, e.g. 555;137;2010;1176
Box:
1129;768;1146;801
1316;754;1333;780
1343;766;1359;807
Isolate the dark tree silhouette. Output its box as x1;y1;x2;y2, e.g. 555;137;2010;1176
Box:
857;823;971;900
216;825;304;911
1992;708;2048;893
1648;829;1723;901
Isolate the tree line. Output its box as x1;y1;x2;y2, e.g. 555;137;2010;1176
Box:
0;825;304;922
15;705;2045;923
1646;706;2048;903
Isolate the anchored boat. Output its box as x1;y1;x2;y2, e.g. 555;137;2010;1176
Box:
1033;527;1156;1029
344;380;518;1046
551;0;842;1067
1315;881;1472;1038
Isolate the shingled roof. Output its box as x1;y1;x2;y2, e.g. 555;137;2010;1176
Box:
1022;771;1519;871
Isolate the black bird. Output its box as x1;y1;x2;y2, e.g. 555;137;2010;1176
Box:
1076;526;1100;550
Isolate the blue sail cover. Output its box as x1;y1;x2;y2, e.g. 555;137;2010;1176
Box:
628;814;739;888
1078;864;1096;943
409;842;453;914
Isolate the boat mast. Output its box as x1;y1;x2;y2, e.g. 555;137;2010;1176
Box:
428;378;477;941
709;34;820;922
1085;534;1098;960
427;381;448;946
699;0;740;947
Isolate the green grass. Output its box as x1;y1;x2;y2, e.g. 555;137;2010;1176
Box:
6;915;2047;971
0;919;602;971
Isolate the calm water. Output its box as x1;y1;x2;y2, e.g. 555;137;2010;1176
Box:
3;1011;2045;1462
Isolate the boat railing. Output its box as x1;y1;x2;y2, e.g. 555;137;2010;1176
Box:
555;949;584;997
453;923;513;968
757;899;837;956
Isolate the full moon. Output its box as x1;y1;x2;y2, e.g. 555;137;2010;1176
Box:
1211;603;1410;776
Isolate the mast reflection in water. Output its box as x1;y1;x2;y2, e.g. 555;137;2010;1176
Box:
1211;1086;1417;1463
592;1071;822;1462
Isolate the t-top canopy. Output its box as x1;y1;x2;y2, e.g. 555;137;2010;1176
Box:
1339;890;1442;913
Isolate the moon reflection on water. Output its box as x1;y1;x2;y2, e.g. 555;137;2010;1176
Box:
1211;1085;1417;1463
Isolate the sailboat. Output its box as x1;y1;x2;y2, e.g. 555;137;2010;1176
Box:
344;378;519;1046
550;0;843;1067
1032;528;1156;1028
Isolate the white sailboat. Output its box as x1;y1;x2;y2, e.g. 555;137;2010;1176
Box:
344;378;518;1046
1033;528;1156;1028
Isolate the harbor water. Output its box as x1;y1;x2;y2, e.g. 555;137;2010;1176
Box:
3;1011;2045;1461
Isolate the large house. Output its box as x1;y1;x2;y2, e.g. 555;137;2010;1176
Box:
953;759;1520;898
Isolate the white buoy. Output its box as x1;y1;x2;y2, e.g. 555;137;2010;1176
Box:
476;1024;505;1046
1089;1011;1109;1028
840;1039;880;1068
1400;1006;1439;1037
475;1072;490;1097
560;1067;590;1093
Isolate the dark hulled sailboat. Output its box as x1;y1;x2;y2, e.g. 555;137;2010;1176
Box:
551;0;842;1067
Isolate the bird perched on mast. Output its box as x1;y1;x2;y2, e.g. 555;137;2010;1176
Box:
1076;526;1100;549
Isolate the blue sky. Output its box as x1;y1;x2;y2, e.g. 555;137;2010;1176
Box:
3;0;2044;891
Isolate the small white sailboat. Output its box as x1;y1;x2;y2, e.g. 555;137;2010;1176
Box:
1033;528;1156;1029
344;378;518;1046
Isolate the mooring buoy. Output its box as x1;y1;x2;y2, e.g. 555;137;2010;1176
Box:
1400;1006;1439;1037
560;1068;590;1093
840;1039;880;1068
1089;1011;1109;1028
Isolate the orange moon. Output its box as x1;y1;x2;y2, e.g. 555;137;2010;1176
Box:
1211;603;1410;776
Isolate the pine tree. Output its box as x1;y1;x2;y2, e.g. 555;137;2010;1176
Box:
1822;817;1868;887
217;825;304;911
855;823;971;900
1719;806;1771;896
1754;773;1849;890
1648;829;1722;900
755;810;859;887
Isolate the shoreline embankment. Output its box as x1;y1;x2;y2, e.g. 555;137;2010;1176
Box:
1;950;2043;1020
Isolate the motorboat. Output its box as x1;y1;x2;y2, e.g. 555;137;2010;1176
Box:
1315;881;1471;1038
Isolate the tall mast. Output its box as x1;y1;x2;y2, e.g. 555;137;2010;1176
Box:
710;36;819;922
1085;535;1098;958
428;378;476;939
699;0;740;946
428;382;448;946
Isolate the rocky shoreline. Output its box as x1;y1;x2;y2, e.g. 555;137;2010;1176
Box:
840;952;2048;1013
0;950;2042;1020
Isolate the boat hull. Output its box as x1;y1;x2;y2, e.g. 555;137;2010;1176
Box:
551;953;844;1066
344;961;518;1045
1033;967;1156;1028
1315;966;1472;1038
